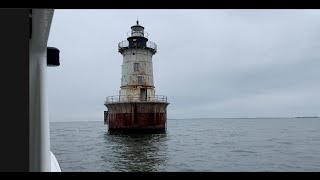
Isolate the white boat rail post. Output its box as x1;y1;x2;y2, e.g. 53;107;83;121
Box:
29;9;54;172
30;9;61;172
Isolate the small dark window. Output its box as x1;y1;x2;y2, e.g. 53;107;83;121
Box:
134;63;139;72
138;76;143;85
133;53;135;55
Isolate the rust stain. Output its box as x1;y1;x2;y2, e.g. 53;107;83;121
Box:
106;102;168;131
108;112;166;129
121;85;154;89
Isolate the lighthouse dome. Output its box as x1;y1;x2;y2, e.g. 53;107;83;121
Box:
131;20;144;31
131;21;144;37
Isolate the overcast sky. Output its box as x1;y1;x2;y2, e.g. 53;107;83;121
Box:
47;9;320;122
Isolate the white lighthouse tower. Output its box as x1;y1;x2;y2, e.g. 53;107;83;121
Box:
119;20;157;102
104;21;169;133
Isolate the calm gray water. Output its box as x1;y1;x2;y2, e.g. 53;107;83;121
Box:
50;118;320;172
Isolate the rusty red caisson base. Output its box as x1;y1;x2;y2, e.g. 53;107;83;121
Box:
105;100;169;133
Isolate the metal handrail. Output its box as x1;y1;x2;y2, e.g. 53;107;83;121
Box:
118;40;157;53
118;40;129;49
147;41;157;51
105;95;168;104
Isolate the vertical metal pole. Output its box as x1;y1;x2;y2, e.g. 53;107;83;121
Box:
29;9;54;172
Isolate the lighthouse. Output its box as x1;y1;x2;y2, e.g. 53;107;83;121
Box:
104;21;169;133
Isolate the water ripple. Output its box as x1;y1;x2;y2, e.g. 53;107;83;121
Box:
50;118;320;171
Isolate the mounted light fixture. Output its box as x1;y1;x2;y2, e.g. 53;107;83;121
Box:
47;47;60;67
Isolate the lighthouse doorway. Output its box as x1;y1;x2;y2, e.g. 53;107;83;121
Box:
140;88;147;101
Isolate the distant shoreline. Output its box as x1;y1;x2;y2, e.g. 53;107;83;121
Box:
294;116;319;118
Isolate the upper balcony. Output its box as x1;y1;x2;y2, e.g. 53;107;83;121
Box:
118;40;157;54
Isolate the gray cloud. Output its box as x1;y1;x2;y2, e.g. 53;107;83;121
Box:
48;10;320;121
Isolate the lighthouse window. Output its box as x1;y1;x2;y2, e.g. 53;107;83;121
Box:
134;63;140;72
138;76;143;85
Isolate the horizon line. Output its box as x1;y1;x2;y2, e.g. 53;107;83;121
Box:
50;116;320;122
